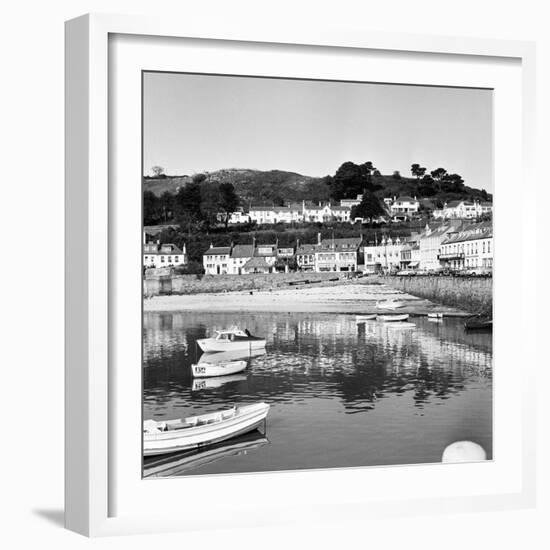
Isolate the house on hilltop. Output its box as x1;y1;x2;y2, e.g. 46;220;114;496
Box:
143;241;187;269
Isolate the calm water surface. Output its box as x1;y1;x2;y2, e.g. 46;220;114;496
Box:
143;312;492;476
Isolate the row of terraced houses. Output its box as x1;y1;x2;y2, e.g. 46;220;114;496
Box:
198;220;493;275
218;196;492;225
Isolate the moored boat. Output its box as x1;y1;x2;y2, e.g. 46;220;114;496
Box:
197;328;266;353
464;317;492;331
191;359;247;378
428;313;444;319
376;299;406;310
198;348;266;363
143;402;270;456
355;314;377;323
377;314;410;322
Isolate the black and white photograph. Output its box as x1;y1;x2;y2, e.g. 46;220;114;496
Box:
141;72;493;477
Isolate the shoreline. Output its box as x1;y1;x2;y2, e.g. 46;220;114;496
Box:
143;283;472;317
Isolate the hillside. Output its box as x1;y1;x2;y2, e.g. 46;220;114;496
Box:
143;168;492;207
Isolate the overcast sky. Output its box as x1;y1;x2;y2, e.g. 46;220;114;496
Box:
143;72;493;193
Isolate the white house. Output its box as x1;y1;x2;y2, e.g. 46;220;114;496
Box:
143;242;187;269
418;223;460;270
433;200;493;220
296;243;318;271
340;195;363;208
203;245;232;275
439;222;493;270
389;196;420;217
362;236;404;273
249;205;303;224
228;244;255;274
314;236;362;272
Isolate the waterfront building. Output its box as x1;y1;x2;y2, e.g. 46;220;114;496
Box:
400;237;421;270
315;236;362;272
418;222;459;270
241;256;274;274
203;245;232;275
362;236;403;273
143;241;187;269
439;222;493;270
296;243;318;271
228;244;255;275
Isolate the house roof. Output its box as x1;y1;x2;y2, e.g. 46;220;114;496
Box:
143;243;183;255
441;226;493;245
204;246;231;256
318;237;362;252
395;196;417;203
230;244;255;259
296;244;319;254
242;257;270;269
331;205;351;211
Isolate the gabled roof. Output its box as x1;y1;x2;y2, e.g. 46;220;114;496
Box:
230;244;255;259
296;244;319;254
394;196;417;203
318;237;362;252
204;246;231;256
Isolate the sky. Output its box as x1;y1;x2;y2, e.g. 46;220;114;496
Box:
143;72;493;193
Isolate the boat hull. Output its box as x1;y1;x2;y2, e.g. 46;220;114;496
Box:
377;314;410;322
377;300;406;310
197;338;267;353
144;403;270;456
191;360;247;378
355;314;377;323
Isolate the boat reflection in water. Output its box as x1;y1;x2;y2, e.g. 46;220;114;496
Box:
144;311;492;476
143;431;269;478
192;374;248;391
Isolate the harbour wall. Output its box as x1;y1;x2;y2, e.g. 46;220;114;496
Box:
143;271;352;296
385;276;493;315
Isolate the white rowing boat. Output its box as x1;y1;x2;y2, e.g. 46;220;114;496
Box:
197;328;266;353
377;314;410;322
191;359;247;378
143;402;270;456
376;299;406;310
386;322;416;329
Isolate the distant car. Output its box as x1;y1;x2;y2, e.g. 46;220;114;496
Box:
463;268;492;277
396;269;416;276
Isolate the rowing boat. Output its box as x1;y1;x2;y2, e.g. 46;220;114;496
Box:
143;402;270;456
376;299;406;310
191;374;247;391
191;359;247;378
464;318;492;331
376;314;410;322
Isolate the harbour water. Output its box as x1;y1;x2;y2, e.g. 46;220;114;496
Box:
143;311;492;477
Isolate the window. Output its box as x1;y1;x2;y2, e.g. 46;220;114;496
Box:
160;256;165;262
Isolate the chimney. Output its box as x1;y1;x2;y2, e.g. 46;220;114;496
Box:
182;243;187;254
317;232;322;245
209;242;213;249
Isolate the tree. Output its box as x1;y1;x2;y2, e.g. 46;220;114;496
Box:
411;163;427;179
350;192;386;222
173;181;202;234
151;165;165;177
329;161;377;200
440;173;464;193
392;170;402;180
218;182;240;229
143;190;160;225
430;167;448;190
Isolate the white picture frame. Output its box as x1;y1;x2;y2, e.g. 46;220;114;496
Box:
65;13;537;537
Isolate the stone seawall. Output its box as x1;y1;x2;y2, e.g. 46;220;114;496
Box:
385;276;492;315
143;271;349;296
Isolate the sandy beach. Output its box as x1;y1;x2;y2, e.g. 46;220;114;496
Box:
144;282;470;316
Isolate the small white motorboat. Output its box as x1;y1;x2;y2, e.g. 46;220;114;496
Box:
376;299;406;310
197;328;267;353
191;360;247;378
143;402;270;456
428;313;444;319
355;314;377;323
377;314;410;322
